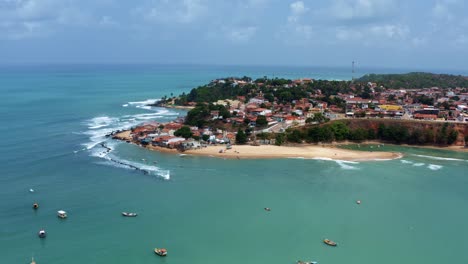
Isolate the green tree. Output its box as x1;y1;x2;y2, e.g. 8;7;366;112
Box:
202;134;210;142
447;130;458;145
312;112;329;123
287;129;303;143
349;128;367;142
256;115;268;127
330;122;349;141
174;126;193;139
275;133;285;146
236;129;247;144
367;128;376;140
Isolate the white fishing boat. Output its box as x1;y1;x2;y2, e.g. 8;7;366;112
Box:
122;212;138;217
38;230;46;238
57;210;67;219
297;261;318;264
154;248;167;256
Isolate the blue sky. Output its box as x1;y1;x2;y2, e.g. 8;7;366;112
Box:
1;0;467;70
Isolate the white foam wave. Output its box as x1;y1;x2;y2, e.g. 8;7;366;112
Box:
401;160;413;164
335;160;359;170
137;105;152;110
413;163;425;167
128;99;160;105
312;157;359;169
312;157;333;161
428;164;443;171
414;155;466;162
87;116;118;129
80;99;183;179
109;155;170;180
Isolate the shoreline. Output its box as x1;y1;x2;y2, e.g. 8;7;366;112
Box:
183;144;403;161
112;130;402;161
335;140;468;153
112;130;467;161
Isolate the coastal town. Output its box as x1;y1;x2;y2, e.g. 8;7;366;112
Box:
113;73;468;152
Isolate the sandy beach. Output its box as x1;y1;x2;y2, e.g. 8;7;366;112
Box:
184;144;402;161
113;130;402;161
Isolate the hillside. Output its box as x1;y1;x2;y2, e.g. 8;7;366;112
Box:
288;119;467;147
357;72;468;89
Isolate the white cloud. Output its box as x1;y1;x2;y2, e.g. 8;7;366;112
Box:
288;1;309;23
282;1;313;45
432;2;453;21
290;1;308;15
137;0;206;24
225;26;257;43
370;24;409;39
334;24;409;42
411;37;427;47
331;0;396;20
0;0;94;39
455;34;468;45
99;16;118;27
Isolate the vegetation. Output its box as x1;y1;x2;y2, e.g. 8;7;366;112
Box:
357;72;468;89
256;115;268;127
278;120;461;146
185;103;230;127
174;126;193;139
236;129;247;144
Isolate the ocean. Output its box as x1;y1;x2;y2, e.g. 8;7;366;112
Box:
1;64;467;264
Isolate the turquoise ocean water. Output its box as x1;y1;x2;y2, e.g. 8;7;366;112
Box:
1;64;467;263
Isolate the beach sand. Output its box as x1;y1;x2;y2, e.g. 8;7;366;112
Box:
113;130;402;161
184;144;402;161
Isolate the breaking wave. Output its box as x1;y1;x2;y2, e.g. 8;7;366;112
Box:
428;164;443;171
78;98;180;179
335;160;359;170
414;155;467;162
312;157;360;170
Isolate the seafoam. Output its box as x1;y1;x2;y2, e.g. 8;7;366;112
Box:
79;99;179;179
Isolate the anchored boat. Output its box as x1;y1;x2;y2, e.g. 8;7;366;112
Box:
154;248;167;256
324;239;337;246
122;212;138;217
38;230;46;238
57;210;67;219
297;261;318;264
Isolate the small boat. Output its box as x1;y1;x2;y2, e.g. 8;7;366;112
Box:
264;207;271;211
57;210;67;219
324;239;337;246
29;189;35;193
122;212;138;217
31;257;36;264
154;248;167;256
297;261;318;264
38;230;46;238
33;203;39;209
356;200;361;205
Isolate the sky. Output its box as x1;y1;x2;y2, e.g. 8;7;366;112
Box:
1;0;467;70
